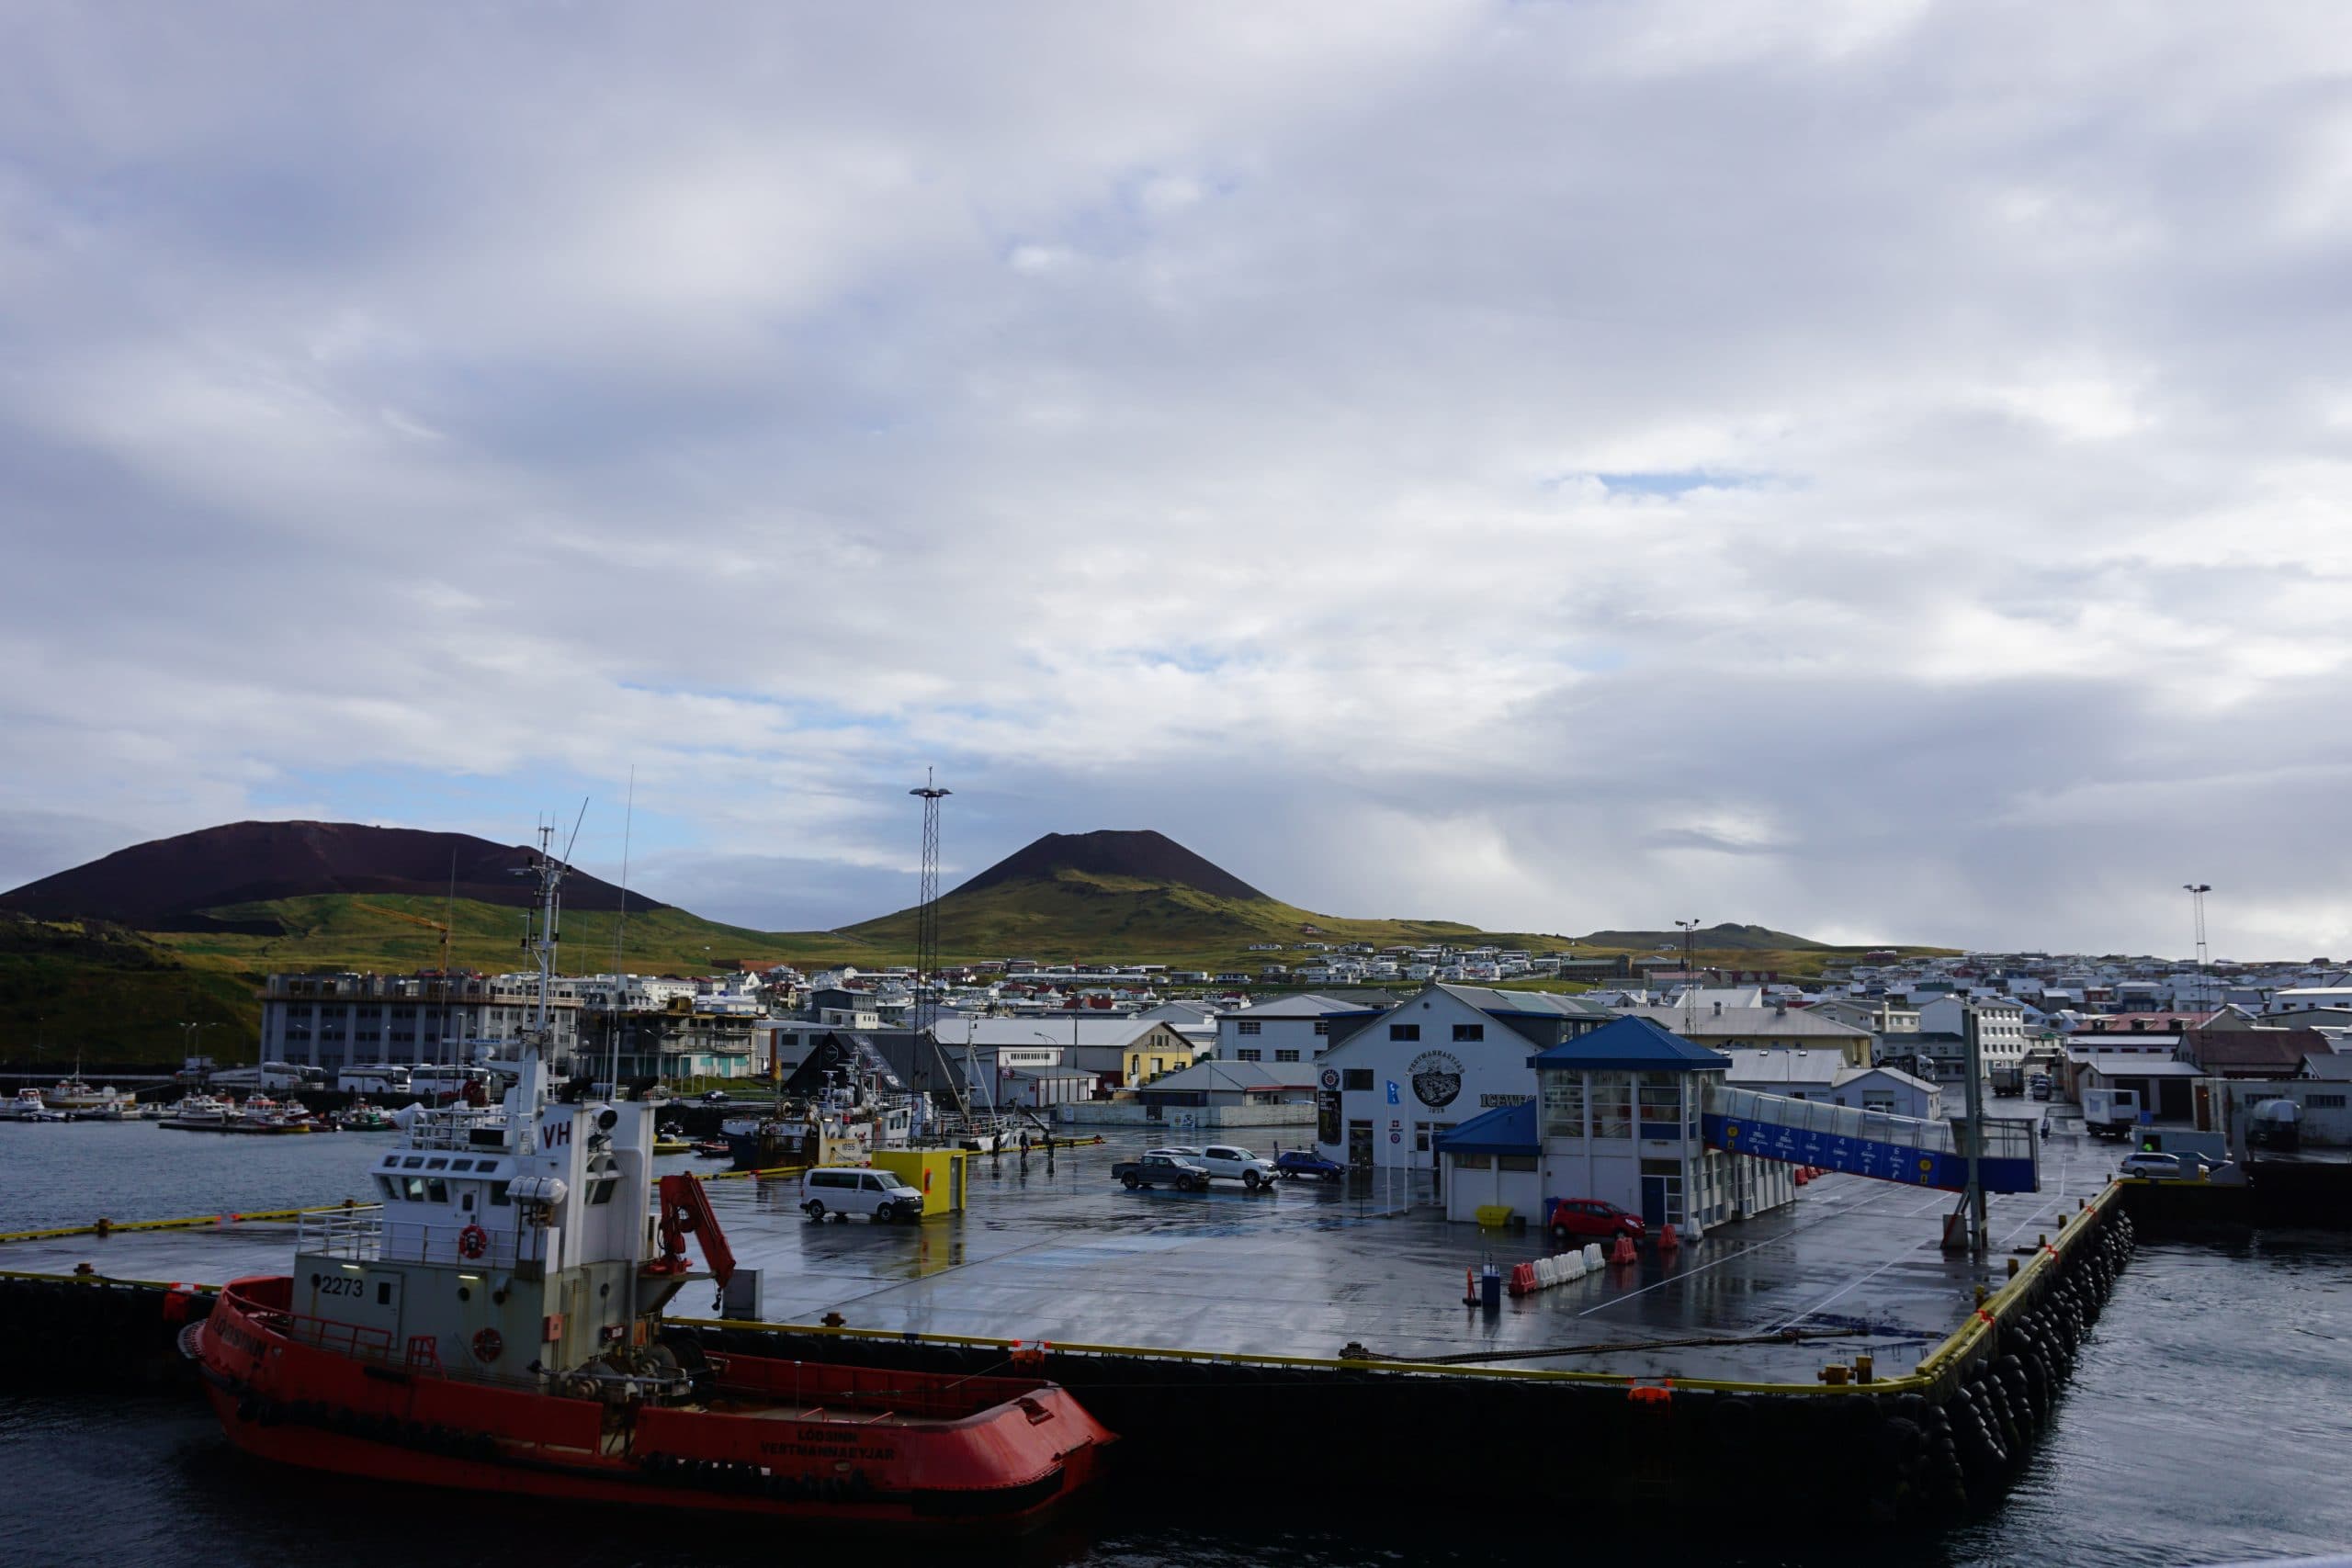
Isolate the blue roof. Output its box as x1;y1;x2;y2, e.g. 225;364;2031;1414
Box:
1527;1014;1731;1072
1434;1099;1538;1157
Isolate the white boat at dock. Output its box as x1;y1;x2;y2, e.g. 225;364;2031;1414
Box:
2;1088;65;1122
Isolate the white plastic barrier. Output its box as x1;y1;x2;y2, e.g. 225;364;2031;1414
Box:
1520;1248;1598;1295
1583;1242;1603;1270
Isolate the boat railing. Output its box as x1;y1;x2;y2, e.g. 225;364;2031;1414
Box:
296;1206;386;1260
295;1207;535;1269
379;1219;527;1269
260;1308;397;1360
404;1108;512;1153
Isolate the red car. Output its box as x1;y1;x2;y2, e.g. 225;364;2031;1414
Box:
1545;1197;1645;1245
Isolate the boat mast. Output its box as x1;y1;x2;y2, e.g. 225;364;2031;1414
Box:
515;801;587;1145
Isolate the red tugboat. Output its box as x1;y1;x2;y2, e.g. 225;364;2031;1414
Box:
186;831;1113;1530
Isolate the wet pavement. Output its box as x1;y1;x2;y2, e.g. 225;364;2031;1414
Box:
6;1111;2130;1385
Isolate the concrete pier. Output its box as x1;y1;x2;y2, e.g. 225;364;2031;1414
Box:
0;1122;2143;1525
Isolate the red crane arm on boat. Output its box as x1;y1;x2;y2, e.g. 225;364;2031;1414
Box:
650;1174;736;1289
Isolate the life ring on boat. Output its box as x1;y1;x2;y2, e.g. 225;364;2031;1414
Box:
458;1224;490;1260
472;1327;503;1362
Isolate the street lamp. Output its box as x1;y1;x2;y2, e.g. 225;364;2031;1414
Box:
176;1021;221;1083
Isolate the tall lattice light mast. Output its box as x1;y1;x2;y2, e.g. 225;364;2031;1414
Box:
2184;882;2212;986
910;771;951;1042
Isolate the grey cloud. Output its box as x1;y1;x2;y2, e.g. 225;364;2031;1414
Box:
3;3;2350;957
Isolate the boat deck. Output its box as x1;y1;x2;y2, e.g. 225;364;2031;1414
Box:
4;1111;2125;1387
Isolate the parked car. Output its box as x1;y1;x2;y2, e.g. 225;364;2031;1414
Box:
1273;1148;1346;1182
2119;1151;2185;1181
1544;1197;1645;1245
1145;1145;1280;1190
701;1089;731;1103
800;1167;925;1223
1113;1152;1210;1192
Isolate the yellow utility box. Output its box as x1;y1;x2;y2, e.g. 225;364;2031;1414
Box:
868;1149;969;1218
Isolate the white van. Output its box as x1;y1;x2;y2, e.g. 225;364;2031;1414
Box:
800;1167;924;1224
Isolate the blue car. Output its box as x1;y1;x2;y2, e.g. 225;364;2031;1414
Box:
1273;1149;1345;1182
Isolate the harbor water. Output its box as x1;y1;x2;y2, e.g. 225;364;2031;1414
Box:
2;1128;2346;1564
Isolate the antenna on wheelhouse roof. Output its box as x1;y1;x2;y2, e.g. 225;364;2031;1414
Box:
442;851;458;1072
610;767;635;1100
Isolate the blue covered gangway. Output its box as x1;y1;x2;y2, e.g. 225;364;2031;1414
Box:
1700;1084;2039;1192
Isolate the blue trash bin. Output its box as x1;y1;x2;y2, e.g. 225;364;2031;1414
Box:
1480;1264;1502;1312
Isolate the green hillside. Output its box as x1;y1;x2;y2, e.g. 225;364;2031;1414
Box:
151;894;853;975
1577;922;1837;953
0;913;259;1061
3;866;1958;1067
845;870;1522;966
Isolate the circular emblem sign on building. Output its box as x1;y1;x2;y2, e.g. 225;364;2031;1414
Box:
1408;1050;1464;1110
1320;1066;1341;1090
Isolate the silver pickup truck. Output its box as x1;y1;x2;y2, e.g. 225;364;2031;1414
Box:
1148;1144;1280;1190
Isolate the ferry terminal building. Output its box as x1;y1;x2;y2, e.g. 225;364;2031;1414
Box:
1309;984;1613;1197
1317;1005;1796;1232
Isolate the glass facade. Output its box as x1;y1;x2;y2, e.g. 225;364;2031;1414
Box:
1590;1071;1632;1139
1541;1070;1585;1138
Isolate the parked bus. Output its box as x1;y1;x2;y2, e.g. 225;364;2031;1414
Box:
336;1064;413;1097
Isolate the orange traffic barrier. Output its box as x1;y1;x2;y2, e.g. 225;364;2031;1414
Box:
1608;1235;1636;1267
1657;1223;1680;1251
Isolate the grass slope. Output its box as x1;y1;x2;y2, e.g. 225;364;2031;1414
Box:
0;913;260;1060
846;871;1544;969
0;880;1963;1066
152;895;852;975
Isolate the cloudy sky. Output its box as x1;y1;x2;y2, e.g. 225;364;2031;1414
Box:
3;2;2347;958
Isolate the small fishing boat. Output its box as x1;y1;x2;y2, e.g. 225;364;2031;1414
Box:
158;1094;236;1130
224;1096;317;1135
2;1088;65;1122
49;1066;133;1119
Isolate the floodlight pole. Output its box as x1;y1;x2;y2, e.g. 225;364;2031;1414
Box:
1962;1007;1987;1257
